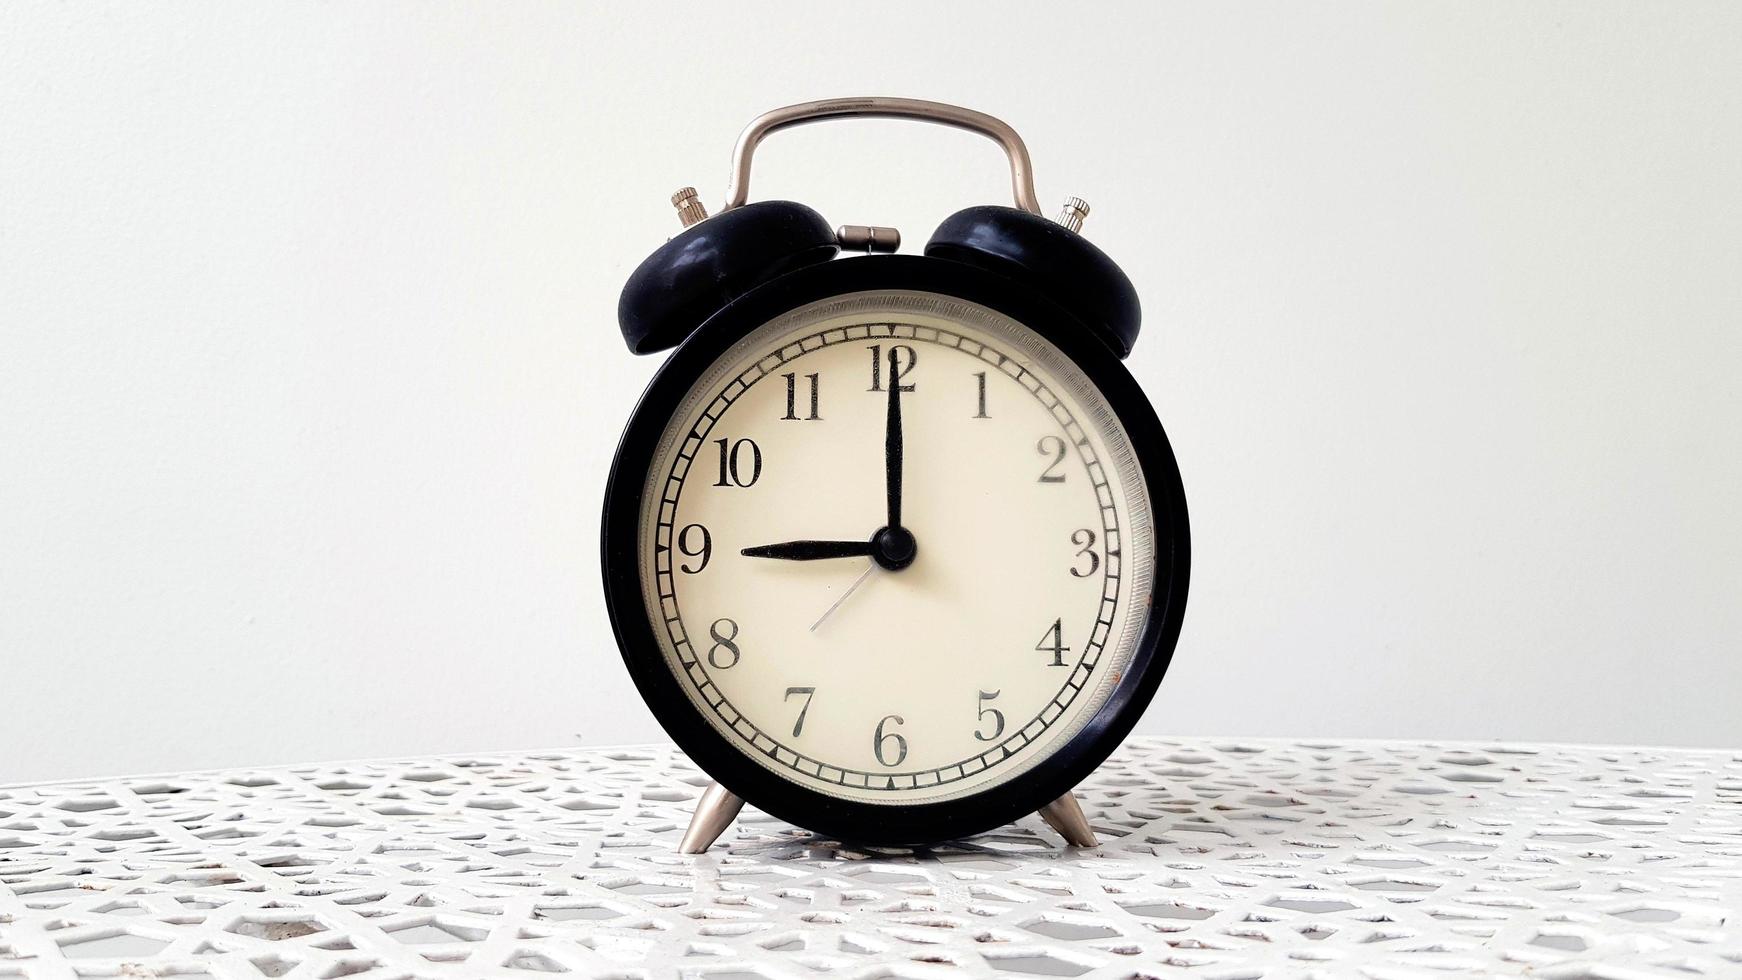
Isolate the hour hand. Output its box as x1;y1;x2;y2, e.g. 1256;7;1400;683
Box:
740;539;876;561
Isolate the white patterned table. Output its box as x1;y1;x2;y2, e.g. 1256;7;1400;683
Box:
2;738;1739;979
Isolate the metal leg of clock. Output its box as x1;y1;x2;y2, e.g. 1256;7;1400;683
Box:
679;782;745;854
1038;791;1098;848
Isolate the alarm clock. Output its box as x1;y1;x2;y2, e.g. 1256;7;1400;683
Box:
603;98;1189;851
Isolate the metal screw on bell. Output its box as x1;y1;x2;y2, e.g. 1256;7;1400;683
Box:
671;186;709;228
1055;196;1090;233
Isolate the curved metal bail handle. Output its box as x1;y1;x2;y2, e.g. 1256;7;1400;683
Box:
723;97;1043;216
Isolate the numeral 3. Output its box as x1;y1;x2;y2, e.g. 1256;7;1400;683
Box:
1070;528;1099;577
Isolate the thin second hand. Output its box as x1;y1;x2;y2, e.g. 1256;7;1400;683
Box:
810;560;877;632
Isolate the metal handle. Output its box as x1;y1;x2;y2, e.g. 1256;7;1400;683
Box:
723;97;1042;215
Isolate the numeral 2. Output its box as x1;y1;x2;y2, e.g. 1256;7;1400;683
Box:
1037;435;1067;483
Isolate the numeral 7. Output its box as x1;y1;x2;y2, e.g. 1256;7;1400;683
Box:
784;686;816;737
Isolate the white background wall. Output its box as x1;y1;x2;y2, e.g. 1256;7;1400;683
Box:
3;3;1739;784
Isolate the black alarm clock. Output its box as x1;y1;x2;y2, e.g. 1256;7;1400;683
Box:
603;98;1189;852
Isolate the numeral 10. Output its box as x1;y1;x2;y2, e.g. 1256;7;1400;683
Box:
712;438;762;488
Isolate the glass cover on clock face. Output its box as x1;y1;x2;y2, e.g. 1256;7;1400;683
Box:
638;289;1155;804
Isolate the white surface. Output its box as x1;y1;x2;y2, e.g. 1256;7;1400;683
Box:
2;4;1741;782
2;737;1739;978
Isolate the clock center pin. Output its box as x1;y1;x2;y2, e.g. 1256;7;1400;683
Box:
871;525;917;571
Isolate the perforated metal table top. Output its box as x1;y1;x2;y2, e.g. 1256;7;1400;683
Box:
2;737;1739;978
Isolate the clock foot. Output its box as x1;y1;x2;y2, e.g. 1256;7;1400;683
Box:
1037;791;1098;848
678;782;744;854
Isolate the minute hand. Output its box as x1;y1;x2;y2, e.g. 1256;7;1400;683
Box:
885;347;904;528
740;539;877;561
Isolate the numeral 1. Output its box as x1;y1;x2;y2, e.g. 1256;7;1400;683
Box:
781;372;820;420
973;371;990;418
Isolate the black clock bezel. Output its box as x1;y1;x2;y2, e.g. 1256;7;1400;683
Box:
601;254;1189;847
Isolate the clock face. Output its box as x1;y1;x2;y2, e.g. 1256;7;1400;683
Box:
636;289;1156;805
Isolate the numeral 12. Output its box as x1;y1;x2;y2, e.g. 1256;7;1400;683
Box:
867;344;917;392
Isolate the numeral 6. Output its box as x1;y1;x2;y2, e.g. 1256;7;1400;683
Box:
873;714;908;767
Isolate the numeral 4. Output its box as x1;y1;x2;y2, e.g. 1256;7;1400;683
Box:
1035;617;1070;667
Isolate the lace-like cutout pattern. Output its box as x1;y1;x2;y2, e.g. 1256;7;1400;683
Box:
2;738;1738;977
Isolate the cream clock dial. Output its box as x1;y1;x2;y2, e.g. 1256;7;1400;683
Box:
638;290;1155;805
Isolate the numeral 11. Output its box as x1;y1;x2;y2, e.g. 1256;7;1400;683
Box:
782;372;820;420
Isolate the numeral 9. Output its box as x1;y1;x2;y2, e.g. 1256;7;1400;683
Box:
677;523;711;574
